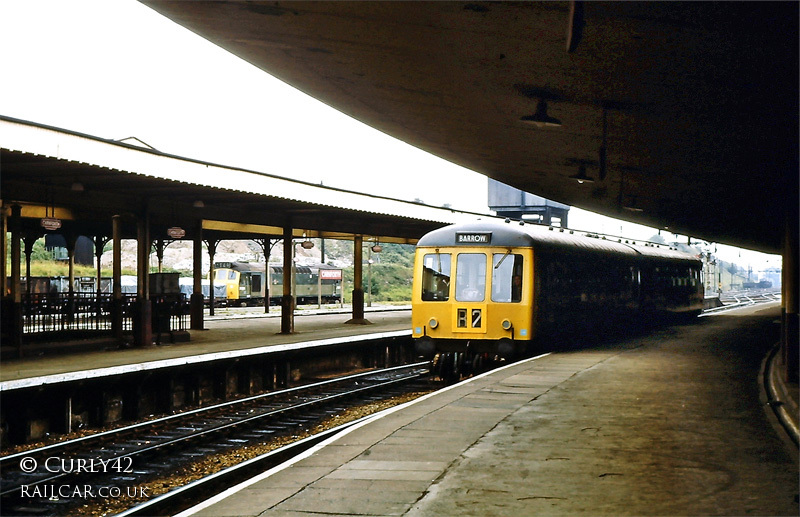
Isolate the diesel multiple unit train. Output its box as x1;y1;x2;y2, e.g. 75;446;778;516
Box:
412;221;704;379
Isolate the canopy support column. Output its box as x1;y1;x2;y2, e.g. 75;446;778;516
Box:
111;215;123;343
134;211;152;348
191;221;204;330
8;204;23;356
281;223;294;334
782;206;798;383
346;234;370;325
205;239;219;316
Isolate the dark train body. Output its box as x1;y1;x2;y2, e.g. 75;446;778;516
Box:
412;221;704;371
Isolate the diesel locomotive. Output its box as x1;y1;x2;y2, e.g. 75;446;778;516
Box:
411;220;704;378
213;261;342;306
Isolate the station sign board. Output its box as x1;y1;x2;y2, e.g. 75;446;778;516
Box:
320;269;343;281
167;227;186;239
40;218;62;230
456;232;491;244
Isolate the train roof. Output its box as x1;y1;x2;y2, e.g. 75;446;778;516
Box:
219;261;340;273
417;221;701;264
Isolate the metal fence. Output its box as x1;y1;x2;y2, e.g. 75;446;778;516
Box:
20;293;188;337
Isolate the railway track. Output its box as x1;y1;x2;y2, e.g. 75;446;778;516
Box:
0;363;434;516
702;290;781;315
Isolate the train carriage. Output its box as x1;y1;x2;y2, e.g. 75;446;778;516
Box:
412;220;704;378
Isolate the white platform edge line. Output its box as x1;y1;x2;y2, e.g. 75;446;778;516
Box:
0;330;410;391
174;352;551;517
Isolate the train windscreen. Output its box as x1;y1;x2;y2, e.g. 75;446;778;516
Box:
421;253;451;301
455;253;486;302
492;253;523;303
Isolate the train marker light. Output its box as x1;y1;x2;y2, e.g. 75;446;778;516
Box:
502;319;513;330
429;318;439;329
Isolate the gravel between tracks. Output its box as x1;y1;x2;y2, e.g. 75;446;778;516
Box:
73;390;434;517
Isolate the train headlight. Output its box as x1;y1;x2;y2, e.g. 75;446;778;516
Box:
501;319;513;330
429;318;439;329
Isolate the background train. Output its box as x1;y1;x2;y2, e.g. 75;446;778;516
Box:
11;261;342;308
212;261;342;306
411;220;704;379
12;275;224;300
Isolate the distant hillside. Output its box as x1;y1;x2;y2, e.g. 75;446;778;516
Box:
13;236;414;277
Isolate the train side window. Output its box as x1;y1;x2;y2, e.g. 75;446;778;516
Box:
456;253;486;302
421;253;451;301
492;253;523;303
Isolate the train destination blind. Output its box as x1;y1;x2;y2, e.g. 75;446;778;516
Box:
456;232;491;244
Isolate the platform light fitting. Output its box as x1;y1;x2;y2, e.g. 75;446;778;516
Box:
568;163;594;184
71;182;84;192
193;200;205;208
520;99;561;128
622;193;644;212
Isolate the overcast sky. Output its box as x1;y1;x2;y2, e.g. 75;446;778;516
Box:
0;1;779;272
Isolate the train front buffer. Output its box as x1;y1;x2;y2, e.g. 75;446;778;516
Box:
411;245;534;360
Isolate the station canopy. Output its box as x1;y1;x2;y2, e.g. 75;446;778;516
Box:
0;116;485;244
138;1;798;254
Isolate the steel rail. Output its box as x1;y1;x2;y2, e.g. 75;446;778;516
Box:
115;416;372;517
0;363;430;499
0;362;427;465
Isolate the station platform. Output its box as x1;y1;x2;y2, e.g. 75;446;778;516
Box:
0;306;411;388
182;302;798;517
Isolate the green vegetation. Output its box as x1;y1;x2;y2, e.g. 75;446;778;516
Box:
6;234;138;278
341;262;413;303
338;243;415;303
7;235;417;303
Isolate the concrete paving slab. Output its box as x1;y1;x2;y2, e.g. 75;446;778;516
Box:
290;444;366;468
193;487;299;517
182;303;798;517
0;309;411;385
277;487;414;515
